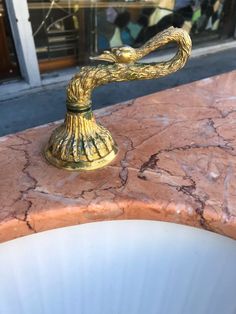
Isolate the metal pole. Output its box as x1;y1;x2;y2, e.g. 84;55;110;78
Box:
5;0;41;87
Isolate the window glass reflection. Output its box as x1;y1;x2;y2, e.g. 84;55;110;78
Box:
27;0;235;73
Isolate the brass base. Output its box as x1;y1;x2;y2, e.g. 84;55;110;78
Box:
44;145;118;171
44;110;118;171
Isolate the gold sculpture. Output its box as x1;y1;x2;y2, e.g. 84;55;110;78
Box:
44;27;192;171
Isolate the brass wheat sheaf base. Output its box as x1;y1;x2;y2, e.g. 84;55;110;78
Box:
45;27;192;171
44;109;118;170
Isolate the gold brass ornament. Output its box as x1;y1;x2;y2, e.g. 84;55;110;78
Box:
44;27;192;171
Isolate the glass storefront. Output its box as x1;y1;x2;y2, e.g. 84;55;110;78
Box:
0;0;20;82
28;0;87;72
27;0;236;73
1;0;236;80
95;0;225;50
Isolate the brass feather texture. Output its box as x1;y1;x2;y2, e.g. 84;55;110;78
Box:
44;27;192;171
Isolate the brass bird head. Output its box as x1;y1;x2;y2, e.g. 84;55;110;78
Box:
90;46;137;64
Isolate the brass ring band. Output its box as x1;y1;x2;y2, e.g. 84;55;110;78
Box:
67;105;91;114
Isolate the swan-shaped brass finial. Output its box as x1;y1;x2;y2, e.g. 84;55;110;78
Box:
44;27;192;171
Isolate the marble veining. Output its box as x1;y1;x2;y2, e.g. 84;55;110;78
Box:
1;70;236;242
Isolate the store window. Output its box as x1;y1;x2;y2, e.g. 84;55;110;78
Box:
96;0;233;50
27;0;235;74
0;0;20;82
28;0;90;73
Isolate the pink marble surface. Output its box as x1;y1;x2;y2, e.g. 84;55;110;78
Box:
1;71;236;243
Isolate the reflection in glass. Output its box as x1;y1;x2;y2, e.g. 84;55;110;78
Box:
27;0;234;73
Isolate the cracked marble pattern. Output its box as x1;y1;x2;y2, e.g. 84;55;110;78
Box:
1;71;236;242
